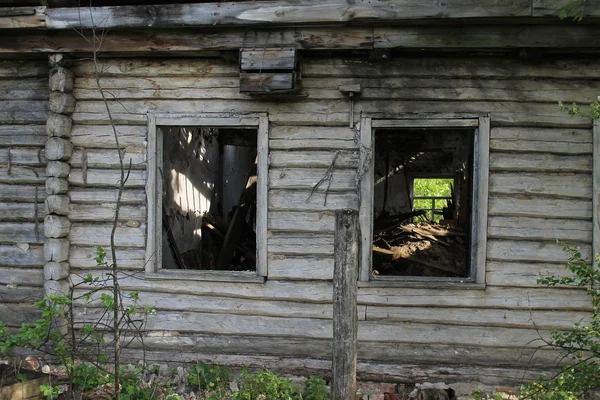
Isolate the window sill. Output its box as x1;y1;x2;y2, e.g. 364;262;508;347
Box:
146;269;266;283
358;277;485;290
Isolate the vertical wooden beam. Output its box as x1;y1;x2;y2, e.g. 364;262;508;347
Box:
358;117;373;282
593;119;600;267
332;209;359;400
145;115;157;273
256;116;269;277
474;116;490;284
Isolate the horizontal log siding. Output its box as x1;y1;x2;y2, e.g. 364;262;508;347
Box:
0;60;48;325
66;54;597;383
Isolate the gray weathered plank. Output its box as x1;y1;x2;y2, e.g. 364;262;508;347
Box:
71;148;146;169
269;189;358;211
68;224;146;247
268;256;334;280
486;261;571;287
489;172;592;199
70;246;146;270
269;168;356;191
0;223;44;244
0;183;46;202
46;1;531;30
68;204;146;222
0;244;44;267
487;239;592;263
487;216;592;242
268;234;334;255
490;153;592;173
0;266;43;286
69;169;147;188
268;211;335;232
68;188;146;204
488;195;592;220
70;125;147;148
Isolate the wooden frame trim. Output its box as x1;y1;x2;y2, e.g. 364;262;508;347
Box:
145;113;268;280
593;119;599;268
358;116;488;284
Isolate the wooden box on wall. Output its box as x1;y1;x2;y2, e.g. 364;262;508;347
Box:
239;48;299;94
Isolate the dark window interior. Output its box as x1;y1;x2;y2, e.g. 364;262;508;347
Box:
161;126;257;271
372;128;474;278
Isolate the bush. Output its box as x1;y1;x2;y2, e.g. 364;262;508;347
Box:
303;376;329;400
233;369;303;400
520;246;600;399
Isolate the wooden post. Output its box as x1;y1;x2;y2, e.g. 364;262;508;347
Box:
332;209;359;400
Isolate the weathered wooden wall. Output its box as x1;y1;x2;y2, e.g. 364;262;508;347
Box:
63;53;597;384
0;59;48;326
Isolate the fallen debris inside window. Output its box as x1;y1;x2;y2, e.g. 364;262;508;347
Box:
372;128;473;278
161;126;258;271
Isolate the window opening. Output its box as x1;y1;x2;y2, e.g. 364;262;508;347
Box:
371;128;474;278
161;126;258;271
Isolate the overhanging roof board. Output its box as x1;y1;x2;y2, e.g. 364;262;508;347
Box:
3;0;599;31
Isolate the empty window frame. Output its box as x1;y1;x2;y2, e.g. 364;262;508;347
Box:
146;115;268;279
359;117;489;283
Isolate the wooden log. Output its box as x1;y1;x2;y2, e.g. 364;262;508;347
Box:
268;256;334;280
270;151;358;169
44;279;69;296
0;244;44;266
268;234;334;255
46;112;73;138
489;172;592;199
68;203;145;222
48;92;76;115
45;137;73;161
0;27;374;54
70;125;146;148
0;148;45;166
43;261;69;281
68;188;145;204
0;124;46;147
532;0;600;17
332;209;359;400
68;169;147;187
487;216;592;242
0;285;43;303
490;153;592;173
44;238;69;262
0;202;43;222
487;239;592;263
0;304;41;328
269;168;357;190
0;223;44;244
486;261;572;287
68;224;145;247
488;194;592;220
45;177;68;194
0;266;43;286
44;215;71;238
49;66;74;93
239;72;295;93
69;246;145;269
45;1;531;30
268;211;335;232
269;189;358;211
70;147;146;169
46;161;70;177
0;166;46;184
45;194;69;215
373;25;600;49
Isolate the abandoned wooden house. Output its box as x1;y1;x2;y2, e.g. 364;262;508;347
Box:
1;0;600;387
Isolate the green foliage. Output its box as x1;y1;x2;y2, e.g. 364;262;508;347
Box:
559;0;587;21
187;362;230;399
412;178;453;223
471;389;503;400
71;363;112;391
40;384;62;400
559;97;600;120
520;246;600;399
233;369;303;400
302;376;328;400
